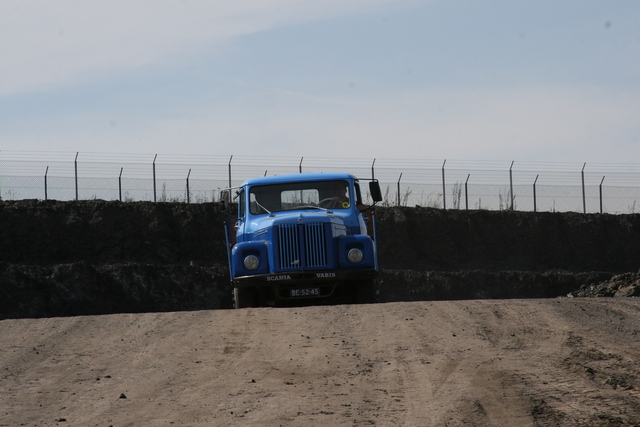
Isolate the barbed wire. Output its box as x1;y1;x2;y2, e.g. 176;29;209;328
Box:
1;150;639;213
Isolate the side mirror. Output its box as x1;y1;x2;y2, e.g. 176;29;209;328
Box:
369;180;382;203
220;190;230;210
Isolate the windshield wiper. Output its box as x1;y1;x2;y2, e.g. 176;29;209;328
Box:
255;201;274;217
296;205;332;213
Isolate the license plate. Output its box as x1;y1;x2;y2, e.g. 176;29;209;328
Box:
290;287;320;297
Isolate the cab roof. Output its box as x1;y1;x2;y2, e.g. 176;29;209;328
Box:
242;173;358;187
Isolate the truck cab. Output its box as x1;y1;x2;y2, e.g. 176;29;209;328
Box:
224;173;382;308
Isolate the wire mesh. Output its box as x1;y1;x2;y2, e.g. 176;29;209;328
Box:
1;150;639;213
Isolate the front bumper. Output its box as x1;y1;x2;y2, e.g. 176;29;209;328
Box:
232;268;376;288
234;268;377;303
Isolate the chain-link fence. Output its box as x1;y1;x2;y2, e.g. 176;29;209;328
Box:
1;150;639;214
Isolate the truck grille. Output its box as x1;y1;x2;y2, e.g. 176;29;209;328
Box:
277;223;327;271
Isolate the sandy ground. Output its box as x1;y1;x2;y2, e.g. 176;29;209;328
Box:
2;298;640;426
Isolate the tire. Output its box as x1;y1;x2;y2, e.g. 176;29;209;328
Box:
234;287;259;309
356;278;378;304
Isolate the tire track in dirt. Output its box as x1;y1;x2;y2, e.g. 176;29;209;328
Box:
2;299;640;426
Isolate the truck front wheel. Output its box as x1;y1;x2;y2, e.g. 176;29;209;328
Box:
356;278;378;304
234;287;259;308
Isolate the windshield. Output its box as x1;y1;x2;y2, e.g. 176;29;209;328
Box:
249;180;351;214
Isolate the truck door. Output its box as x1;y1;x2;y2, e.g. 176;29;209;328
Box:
234;187;246;243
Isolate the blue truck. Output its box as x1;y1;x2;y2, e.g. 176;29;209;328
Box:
223;173;382;308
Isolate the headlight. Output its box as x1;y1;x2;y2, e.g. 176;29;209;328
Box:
347;248;363;263
243;255;259;270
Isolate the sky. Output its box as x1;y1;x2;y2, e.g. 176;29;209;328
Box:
1;0;639;163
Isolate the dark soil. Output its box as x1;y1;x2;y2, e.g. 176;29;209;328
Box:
1;200;639;319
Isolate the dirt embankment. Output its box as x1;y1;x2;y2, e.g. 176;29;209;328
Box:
1;200;639;319
3;299;640;426
3;200;640;426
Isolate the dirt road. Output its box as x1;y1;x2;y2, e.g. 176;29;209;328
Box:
2;298;640;426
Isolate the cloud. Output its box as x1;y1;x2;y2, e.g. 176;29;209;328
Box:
3;0;637;167
18;82;634;164
160;83;636;163
0;0;400;97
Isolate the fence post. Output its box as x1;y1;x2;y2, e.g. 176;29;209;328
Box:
441;159;446;210
533;175;539;212
465;174;470;210
44;166;49;200
509;161;514;210
581;163;586;213
186;169;192;203
119;167;123;201
299;157;303;173
74;152;79;200
599;176;605;214
397;173;402;207
153;154;158;202
227;155;233;204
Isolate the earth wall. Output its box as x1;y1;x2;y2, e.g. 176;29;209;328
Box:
1;200;639;318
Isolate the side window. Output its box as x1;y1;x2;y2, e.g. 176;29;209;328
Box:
354;182;363;205
238;189;245;218
249;193;257;215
